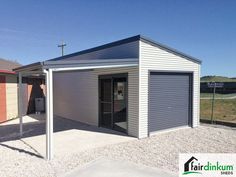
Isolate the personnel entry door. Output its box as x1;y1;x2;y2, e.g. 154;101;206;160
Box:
99;74;127;133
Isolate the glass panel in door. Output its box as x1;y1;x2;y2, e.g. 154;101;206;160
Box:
100;79;112;128
113;78;127;133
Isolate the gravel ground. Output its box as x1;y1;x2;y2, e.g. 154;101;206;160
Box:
0;124;236;177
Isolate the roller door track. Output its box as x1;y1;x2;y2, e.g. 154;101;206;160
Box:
148;72;193;134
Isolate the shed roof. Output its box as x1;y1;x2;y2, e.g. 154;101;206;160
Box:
14;35;202;72
48;35;202;64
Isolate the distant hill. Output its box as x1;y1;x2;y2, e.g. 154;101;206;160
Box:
201;76;236;82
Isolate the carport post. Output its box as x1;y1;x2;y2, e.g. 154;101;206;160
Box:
44;69;54;160
18;72;23;137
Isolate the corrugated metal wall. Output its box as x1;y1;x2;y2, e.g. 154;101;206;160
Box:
52;38;200;139
94;67;139;137
53;66;139;137
139;41;200;138
53;71;97;125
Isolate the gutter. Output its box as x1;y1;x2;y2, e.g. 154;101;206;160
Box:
12;58;138;72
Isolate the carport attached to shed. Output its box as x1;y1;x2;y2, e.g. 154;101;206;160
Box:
14;58;138;160
14;35;201;160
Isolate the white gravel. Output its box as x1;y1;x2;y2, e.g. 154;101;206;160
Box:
0;124;236;177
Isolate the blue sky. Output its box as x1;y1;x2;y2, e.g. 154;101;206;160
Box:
0;0;235;77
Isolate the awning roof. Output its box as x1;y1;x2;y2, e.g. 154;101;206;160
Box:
13;58;138;73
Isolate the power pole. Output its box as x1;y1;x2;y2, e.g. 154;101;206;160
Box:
58;41;66;56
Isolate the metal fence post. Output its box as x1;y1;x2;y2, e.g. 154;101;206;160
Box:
210;84;216;124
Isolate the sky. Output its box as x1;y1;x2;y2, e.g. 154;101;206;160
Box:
0;0;235;77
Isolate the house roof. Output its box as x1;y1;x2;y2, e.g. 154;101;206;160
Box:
0;58;21;74
0;69;16;74
14;35;202;72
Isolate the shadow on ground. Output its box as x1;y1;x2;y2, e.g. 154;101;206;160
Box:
0;115;127;143
0;141;44;159
0;115;130;159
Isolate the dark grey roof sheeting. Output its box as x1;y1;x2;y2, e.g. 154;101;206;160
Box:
48;35;202;64
14;35;202;72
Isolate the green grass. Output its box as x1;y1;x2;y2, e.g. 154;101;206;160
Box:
201;76;236;82
200;99;236;122
200;93;236;98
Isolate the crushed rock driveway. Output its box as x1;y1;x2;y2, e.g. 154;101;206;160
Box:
0;124;235;177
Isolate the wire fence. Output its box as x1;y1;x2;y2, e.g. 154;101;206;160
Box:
200;83;236;124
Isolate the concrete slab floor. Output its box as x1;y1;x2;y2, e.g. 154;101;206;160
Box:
0;114;135;158
62;158;177;177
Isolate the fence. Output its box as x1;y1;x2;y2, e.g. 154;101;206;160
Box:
200;82;236;124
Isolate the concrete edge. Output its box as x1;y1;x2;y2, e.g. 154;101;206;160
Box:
59;157;178;177
59;157;105;177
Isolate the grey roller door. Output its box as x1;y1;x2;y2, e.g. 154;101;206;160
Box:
149;72;192;133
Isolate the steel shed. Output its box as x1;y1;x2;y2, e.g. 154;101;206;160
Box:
14;35;201;160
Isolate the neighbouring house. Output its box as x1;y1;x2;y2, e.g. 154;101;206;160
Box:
0;58;21;122
14;35;201;160
0;58;46;123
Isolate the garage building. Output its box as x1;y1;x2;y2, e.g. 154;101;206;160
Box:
14;35;201;159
